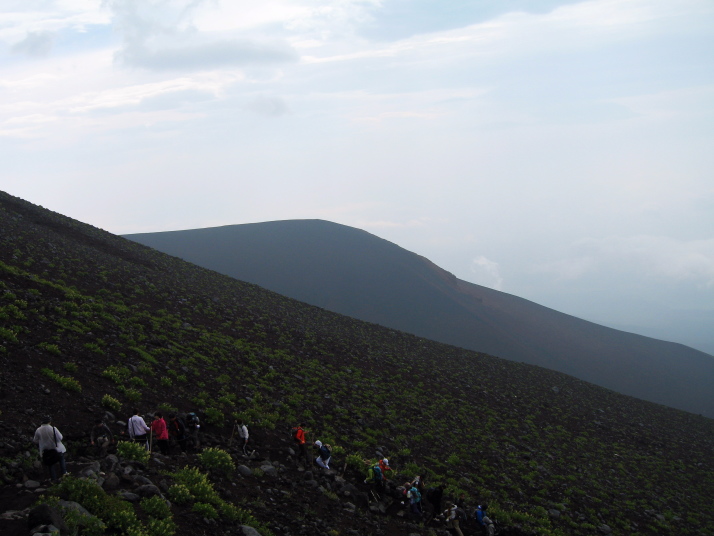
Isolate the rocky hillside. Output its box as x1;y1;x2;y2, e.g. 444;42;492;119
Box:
125;220;714;418
0;190;713;536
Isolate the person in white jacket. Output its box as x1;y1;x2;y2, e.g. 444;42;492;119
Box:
127;408;150;449
236;420;249;455
33;416;67;481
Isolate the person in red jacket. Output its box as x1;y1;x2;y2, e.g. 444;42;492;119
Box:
151;412;169;455
379;457;393;480
293;423;310;466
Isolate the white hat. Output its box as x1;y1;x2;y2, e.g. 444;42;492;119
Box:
383;458;389;465
314;440;322;447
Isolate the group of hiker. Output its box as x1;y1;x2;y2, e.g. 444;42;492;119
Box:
123;408;203;454
291;423;495;534
33;409;206;483
35;414;494;534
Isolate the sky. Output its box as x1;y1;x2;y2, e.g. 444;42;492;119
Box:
2;0;713;355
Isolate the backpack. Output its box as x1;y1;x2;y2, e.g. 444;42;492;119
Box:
371;465;382;483
409;487;421;502
186;413;199;428
319;445;331;460
456;507;468;521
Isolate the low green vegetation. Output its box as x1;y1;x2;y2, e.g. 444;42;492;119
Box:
1;190;713;536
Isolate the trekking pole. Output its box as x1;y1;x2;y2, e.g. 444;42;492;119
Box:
149;429;153;455
228;421;237;446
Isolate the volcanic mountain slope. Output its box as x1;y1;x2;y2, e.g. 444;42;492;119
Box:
1;189;713;536
125;220;714;418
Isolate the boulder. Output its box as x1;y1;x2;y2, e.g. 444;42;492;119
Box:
135;484;162;498
237;465;252;477
102;472;121;490
241;526;262;536
27;504;68;533
58;501;91;517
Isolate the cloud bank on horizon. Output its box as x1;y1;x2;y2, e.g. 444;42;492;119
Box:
1;0;713;354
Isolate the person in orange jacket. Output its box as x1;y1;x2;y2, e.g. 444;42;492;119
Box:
292;423;310;466
379;457;393;480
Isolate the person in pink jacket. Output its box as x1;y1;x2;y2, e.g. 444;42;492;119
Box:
151;412;169;455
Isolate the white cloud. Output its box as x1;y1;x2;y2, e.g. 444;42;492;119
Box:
470;256;504;290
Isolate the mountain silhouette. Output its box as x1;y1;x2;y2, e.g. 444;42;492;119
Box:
126;220;714;418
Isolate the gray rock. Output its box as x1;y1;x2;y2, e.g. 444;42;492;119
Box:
102;472;121;490
241;526;262;536
237;465;252;477
135;484;162;498
260;465;277;477
24;480;41;488
598;524;612;534
58;500;91;517
117;491;140;502
27;504;68;533
29;524;61;535
549;509;561;518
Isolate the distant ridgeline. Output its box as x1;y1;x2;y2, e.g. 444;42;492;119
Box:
126;219;714;419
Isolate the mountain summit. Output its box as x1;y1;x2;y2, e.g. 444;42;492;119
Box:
127;220;714;418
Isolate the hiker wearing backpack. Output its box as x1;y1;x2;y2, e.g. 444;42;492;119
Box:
90;418;114;458
292;423;310;466
475;504;495;536
425;483;445;525
185;412;200;450
127;409;150;450
378;457;392;480
236;420;249;455
168;413;187;452
364;461;384;492
407;481;423;518
314;440;332;469
443;501;466;536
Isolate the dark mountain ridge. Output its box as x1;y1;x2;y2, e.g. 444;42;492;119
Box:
1;190;713;536
126;220;714;418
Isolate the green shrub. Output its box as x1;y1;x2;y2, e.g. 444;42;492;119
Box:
101;394;122;412
63;362;79;373
191;502;218;519
102;365;131;383
116;441;150;463
38;342;61;355
198;447;235;476
41;368;81;392
167;484;192;505
140;496;172;519
145;518;176;536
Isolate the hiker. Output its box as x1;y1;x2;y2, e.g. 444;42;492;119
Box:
443;501;466;536
378;457;393;481
168;414;187;452
425;483;446;524
292;423;310;466
407;481;423;518
151;412;169;455
236;420;249;455
475;504;495;536
89;418;114;457
185;412;200;450
33;416;67;481
314;440;332;469
364;462;384;492
127;409;150;449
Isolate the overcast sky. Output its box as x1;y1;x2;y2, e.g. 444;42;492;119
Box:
2;0;713;354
